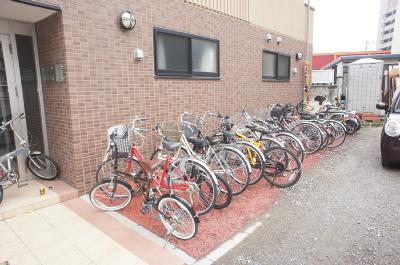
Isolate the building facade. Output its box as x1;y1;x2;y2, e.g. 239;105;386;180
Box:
0;0;313;193
376;0;398;51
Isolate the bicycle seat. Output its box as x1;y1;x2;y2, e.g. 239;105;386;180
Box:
298;112;317;120
245;124;268;134
111;151;129;159
162;140;182;151
316;113;327;118
205;135;222;146
222;130;236;138
187;137;209;149
138;159;162;172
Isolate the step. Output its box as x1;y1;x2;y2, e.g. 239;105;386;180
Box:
0;179;78;220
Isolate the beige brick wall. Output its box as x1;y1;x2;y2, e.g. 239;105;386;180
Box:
36;0;310;193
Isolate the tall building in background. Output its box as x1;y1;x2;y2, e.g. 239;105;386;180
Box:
376;0;398;51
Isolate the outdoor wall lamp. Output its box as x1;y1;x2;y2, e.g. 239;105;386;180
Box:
120;11;136;30
296;52;303;60
134;48;144;61
292;67;298;74
276;36;282;45
266;34;272;42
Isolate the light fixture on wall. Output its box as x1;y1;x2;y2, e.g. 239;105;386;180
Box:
120;11;136;30
292;67;298;74
266;34;272;42
276;36;282;45
134;48;144;61
296;52;303;60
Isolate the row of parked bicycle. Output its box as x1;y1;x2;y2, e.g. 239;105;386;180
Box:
89;102;362;240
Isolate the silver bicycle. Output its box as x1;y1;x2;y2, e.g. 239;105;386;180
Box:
0;113;59;204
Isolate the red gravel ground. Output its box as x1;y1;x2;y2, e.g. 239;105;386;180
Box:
119;151;324;259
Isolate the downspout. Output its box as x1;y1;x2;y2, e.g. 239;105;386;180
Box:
303;0;311;111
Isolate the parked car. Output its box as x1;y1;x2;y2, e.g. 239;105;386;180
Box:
376;88;400;166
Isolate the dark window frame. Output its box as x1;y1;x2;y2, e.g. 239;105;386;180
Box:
153;27;220;78
262;50;291;81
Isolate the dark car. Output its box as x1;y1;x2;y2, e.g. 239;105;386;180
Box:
376;89;400;167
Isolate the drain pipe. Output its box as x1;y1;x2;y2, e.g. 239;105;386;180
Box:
303;0;311;111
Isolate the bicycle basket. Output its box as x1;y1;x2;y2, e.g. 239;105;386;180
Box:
160;122;181;142
107;125;131;153
180;114;200;138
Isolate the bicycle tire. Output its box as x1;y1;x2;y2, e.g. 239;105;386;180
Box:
27;153;59;180
210;146;250;195
263;146;302;188
345;119;358;135
291;122;323;154
213;173;233;209
270;132;305;163
151;148;218;215
174;156;218;215
326;120;347;148
90;179;133;211
157;194;199;240
0;185;3;204
96;157;144;185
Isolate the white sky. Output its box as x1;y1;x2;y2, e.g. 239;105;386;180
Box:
309;0;381;53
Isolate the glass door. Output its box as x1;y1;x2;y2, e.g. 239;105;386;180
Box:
0;35;16;156
0;34;27;179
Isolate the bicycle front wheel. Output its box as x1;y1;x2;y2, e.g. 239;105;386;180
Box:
27;154;59;180
90;179;132;211
209;146;250;195
157;194;198;240
327;120;347;148
291;122;323;154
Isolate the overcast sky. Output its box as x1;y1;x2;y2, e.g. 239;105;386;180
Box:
309;0;381;53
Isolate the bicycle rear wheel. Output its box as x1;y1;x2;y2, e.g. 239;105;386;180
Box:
157;194;198;240
90;179;133;211
263;146;302;188
27;154;59;180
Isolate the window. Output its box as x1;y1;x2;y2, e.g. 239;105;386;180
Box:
262;51;291;80
154;28;219;78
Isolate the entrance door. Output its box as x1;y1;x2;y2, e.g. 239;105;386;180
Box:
0;33;27;177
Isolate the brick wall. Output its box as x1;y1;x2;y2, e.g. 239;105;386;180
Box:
36;0;309;193
35;13;76;187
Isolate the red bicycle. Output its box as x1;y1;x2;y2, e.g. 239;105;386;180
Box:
90;118;214;239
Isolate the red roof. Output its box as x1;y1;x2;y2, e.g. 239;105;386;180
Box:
312;50;391;70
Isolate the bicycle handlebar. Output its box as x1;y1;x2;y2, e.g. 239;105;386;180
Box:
1;113;25;130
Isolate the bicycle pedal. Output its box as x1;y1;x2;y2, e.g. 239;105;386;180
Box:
18;183;28;188
140;203;152;214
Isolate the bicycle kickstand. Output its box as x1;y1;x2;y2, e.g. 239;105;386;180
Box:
163;224;176;249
